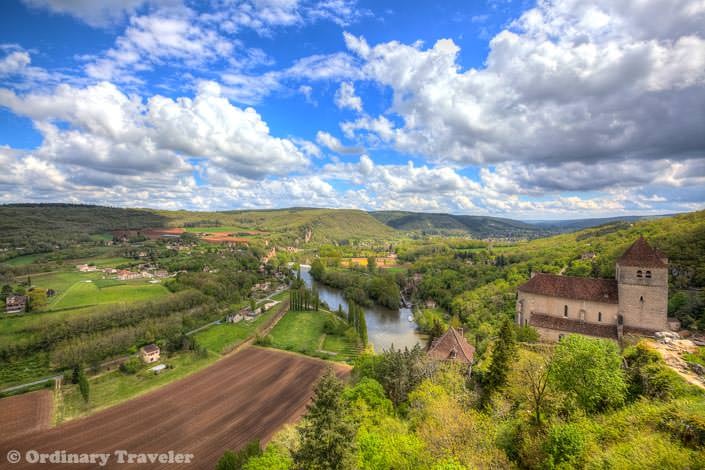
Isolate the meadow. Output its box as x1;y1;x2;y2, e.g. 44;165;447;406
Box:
267;310;359;361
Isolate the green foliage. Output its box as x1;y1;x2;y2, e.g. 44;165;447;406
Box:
216;451;238;470
549;335;626;413
119;357;142;375
515;324;539;343
623;341;693;401
243;444;292;470
78;368;90;402
482;317;517;402
543;422;590;469
355;344;429;406
294;370;357;469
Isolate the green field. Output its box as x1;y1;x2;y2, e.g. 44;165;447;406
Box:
194;302;283;354
267;310;359;361
52;280;169;310
0;353;51;388
58;350;218;422
3;253;43;266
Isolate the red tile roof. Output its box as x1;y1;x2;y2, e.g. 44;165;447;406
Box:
519;273;619;304
141;344;159;354
529;313;618;339
427;328;475;364
617;236;667;268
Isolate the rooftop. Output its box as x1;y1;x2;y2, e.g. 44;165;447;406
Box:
427;327;475;364
519;273;619;304
617;236;667;268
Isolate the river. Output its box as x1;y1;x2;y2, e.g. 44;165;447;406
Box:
299;265;426;351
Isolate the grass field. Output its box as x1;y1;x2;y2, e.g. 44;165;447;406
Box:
58;350;219;422
0;353;52;388
194;303;282;354
267;310;359;361
52;280;169;310
182;226;258;234
3;254;43;266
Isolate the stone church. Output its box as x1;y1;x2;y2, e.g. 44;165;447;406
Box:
516;237;673;341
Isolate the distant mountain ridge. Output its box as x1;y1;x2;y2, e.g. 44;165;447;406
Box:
369;211;673;238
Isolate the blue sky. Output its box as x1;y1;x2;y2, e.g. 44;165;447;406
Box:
1;0;704;218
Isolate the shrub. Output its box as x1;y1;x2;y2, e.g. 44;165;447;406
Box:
543;422;590;468
119;357;142;375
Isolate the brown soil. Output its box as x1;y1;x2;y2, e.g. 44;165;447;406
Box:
0;390;53;439
0;348;346;469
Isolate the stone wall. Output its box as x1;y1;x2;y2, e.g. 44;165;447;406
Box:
516;291;618;326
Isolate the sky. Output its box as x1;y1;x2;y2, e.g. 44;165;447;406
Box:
0;0;704;219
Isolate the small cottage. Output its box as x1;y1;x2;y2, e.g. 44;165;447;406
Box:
139;344;160;363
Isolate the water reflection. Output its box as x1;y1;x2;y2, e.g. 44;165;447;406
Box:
299;265;426;351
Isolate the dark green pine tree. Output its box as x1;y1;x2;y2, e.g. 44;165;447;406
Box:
483;316;517;401
294;369;356;470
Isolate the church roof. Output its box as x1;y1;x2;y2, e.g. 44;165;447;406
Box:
427;327;475;364
529;313;618;339
518;273;619;304
617;236;667;268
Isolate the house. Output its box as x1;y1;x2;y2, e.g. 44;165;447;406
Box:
516;237;671;342
226;312;243;323
139;344;160;363
5;294;27;314
116;270;141;281
427;327;475;366
76;264;97;272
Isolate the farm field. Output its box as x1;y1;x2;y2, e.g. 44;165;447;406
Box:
267;310;360;361
51;280;169;310
58;350;219;422
0;390;53;439
0;348;346;469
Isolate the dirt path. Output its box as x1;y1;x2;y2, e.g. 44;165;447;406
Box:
648;339;705;390
0;347;346;469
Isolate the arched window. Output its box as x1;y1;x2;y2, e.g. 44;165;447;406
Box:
637;270;643;278
640;296;644;303
598;312;602;322
564;305;568;317
645;271;652;278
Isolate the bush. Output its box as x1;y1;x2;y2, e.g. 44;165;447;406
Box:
119;357;142;375
255;335;273;347
543;423;590;468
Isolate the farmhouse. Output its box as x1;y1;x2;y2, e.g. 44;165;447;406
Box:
516;237;671;341
5;294;27;314
76;264;97;272
116;270;141;281
139;344;160;363
427;327;475;365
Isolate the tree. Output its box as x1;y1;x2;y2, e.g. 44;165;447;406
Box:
367;257;376;273
28;288;48;311
483;317;517;401
78;368;90;402
71;364;82;384
510;351;552;426
216;451;238;470
294;369;356;469
549;334;627;413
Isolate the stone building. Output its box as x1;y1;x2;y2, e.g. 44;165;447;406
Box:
516;237;671;341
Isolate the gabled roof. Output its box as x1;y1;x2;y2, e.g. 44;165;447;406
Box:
427;327;475;364
617;236;667;268
141;344;159;354
518;273;619;304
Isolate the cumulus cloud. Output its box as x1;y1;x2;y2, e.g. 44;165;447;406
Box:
22;0;153;27
315;131;363;155
341;0;705;192
334;81;362;111
0;81;308;181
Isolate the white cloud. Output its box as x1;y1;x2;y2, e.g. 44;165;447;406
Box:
0;81;308;180
340;0;705;192
334;81;362;111
315;131;363;154
22;0;153;27
85;9;234;82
